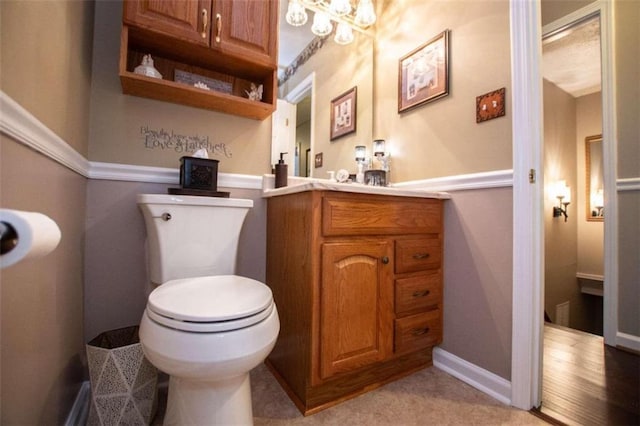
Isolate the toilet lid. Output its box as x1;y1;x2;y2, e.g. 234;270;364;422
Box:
147;275;274;332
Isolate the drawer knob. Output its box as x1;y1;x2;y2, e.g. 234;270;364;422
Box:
381;256;390;264
413;253;430;260
412;290;430;298
412;327;430;336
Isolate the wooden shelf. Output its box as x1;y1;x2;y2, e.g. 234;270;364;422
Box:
119;25;276;120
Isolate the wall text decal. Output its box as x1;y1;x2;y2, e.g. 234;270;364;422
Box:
140;126;232;158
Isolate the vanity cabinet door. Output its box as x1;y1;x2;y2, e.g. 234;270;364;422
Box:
319;240;394;380
123;0;212;46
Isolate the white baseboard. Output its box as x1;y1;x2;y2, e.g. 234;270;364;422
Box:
64;381;90;426
617;332;640;353
433;347;512;406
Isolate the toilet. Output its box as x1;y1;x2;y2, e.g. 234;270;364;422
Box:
137;194;279;426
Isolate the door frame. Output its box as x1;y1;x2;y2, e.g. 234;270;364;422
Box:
509;0;617;409
285;72;317;178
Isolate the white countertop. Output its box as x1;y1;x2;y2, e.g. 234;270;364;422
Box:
262;176;451;199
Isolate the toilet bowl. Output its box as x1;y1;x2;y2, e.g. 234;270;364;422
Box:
140;275;279;425
136;194;279;425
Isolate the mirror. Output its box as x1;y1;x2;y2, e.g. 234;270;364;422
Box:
585;134;604;221
274;0;374;178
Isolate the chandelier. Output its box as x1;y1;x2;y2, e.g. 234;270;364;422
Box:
285;0;376;45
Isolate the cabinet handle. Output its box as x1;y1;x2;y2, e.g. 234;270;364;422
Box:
412;327;430;336
413;253;430;260
381;256;389;264
412;289;430;298
201;8;208;39
215;13;222;43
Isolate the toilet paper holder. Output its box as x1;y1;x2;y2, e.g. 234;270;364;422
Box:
0;221;18;255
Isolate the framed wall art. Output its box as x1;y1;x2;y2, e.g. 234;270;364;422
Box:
398;30;450;113
330;86;357;140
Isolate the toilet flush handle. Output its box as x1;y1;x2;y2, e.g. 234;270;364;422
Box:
152;213;171;221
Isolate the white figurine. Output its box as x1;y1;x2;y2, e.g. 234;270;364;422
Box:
245;83;263;101
134;54;162;79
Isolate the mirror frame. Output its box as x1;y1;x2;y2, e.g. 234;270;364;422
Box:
585;134;604;222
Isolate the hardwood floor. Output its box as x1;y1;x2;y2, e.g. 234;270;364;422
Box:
537;323;640;426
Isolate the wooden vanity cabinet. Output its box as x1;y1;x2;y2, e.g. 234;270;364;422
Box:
266;190;444;414
120;0;278;120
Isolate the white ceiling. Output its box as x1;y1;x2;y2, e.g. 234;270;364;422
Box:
542;16;601;98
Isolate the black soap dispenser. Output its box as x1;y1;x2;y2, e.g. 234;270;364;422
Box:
275;152;288;188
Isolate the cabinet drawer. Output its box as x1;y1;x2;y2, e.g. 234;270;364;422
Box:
395;238;441;273
395;272;441;316
322;195;442;236
394;310;442;354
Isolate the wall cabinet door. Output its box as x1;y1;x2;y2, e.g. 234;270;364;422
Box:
123;0;212;46
319;241;394;380
213;0;278;66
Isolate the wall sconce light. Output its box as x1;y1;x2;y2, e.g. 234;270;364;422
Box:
592;188;604;217
553;180;571;222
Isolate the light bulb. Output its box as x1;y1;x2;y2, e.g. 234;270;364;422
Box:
286;0;308;26
311;11;333;37
354;0;376;27
334;22;354;45
330;0;351;16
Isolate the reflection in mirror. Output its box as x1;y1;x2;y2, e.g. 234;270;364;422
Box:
586;134;604;221
274;0;374;179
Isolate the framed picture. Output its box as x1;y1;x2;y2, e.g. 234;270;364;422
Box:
398;30;450;113
330;87;357;140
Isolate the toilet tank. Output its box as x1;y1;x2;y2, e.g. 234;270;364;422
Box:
137;194;253;285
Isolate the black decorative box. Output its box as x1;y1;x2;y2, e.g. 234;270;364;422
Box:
180;156;219;191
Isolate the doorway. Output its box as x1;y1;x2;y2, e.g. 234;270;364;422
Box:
542;13;603;336
509;0;618;411
280;73;316;178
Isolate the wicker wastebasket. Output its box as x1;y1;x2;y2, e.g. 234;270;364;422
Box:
86;326;158;425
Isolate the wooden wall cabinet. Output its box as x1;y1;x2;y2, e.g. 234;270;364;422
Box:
266;190;444;414
120;0;278;120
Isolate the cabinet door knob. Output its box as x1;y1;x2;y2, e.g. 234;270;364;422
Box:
201;8;208;39
215;13;222;43
412;290;430;298
381;256;389;264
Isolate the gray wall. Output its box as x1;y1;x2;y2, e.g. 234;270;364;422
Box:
84;181;267;342
442;188;513;379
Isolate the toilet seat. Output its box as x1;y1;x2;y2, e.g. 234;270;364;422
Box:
146;275;274;333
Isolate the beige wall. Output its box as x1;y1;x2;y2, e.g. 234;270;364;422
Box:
0;1;93;423
374;0;512;181
542;79;585;329
576;92;603;276
88;0;272;174
541;0;595;25
0;0;94;156
84;180;266;342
